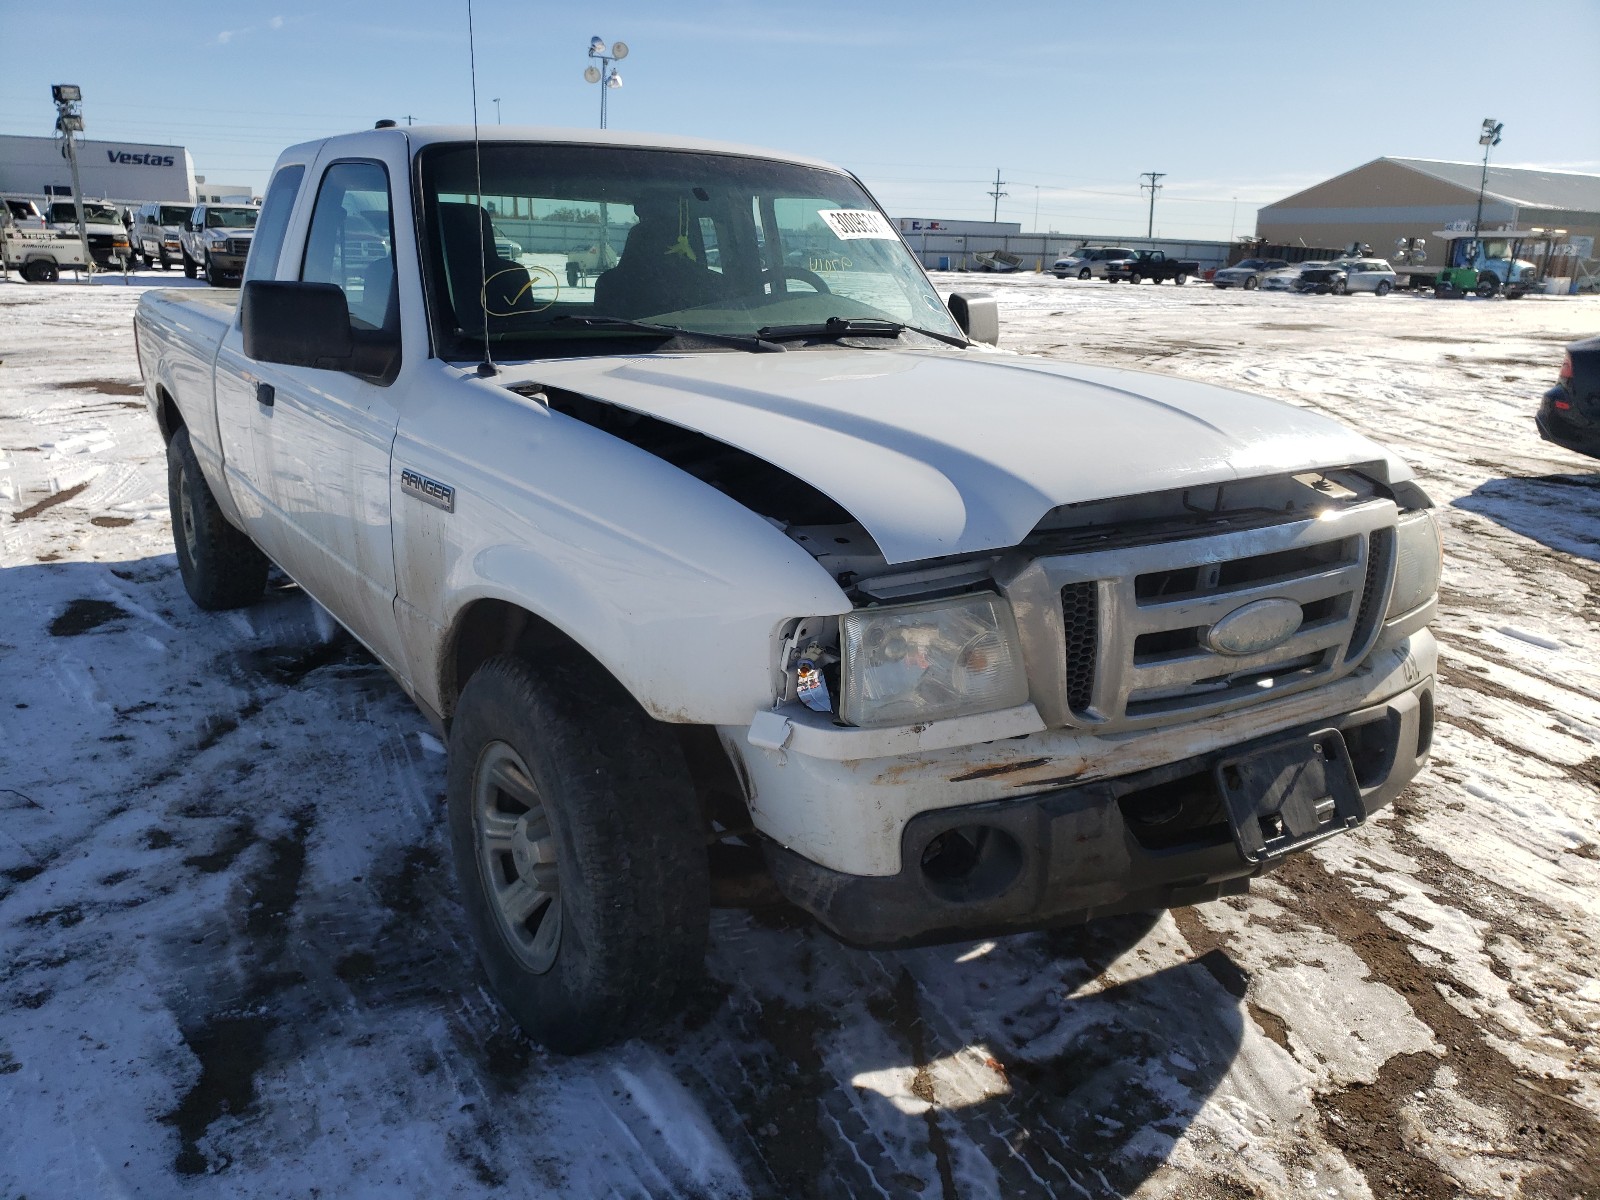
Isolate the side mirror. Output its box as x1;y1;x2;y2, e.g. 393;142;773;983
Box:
243;281;354;369
947;292;999;345
242;280;400;384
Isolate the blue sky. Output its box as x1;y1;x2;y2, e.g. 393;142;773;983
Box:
3;0;1597;240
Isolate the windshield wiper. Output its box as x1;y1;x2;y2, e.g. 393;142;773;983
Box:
757;316;969;348
552;314;786;353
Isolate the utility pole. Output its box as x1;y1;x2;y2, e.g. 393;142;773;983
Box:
987;169;1008;223
1139;172;1165;239
51;85;92;275
402;114;417;126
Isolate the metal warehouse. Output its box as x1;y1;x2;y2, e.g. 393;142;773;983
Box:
1256;158;1600;286
0;133;194;206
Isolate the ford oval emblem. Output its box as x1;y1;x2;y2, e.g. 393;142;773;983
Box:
1205;598;1303;657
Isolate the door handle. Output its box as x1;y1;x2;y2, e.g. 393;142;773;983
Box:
255;382;275;408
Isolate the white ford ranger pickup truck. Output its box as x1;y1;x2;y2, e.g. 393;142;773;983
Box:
133;126;1440;1051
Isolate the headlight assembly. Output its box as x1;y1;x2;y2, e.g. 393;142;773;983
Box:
1387;509;1442;618
839;593;1028;728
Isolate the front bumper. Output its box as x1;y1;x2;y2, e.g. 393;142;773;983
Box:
764;676;1434;947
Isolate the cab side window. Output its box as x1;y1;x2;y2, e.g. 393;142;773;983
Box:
301;161;394;332
242;164;305;286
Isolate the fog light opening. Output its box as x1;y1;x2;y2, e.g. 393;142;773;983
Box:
918;824;1023;904
1417;689;1435;759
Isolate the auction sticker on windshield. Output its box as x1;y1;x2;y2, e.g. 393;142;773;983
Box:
819;209;897;241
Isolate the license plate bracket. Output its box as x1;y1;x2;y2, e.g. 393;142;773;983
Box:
1213;730;1364;864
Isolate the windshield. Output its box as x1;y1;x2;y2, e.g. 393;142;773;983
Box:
1232;259;1267;270
417;142;965;359
159;205;191;225
49;202;119;224
205;207;258;228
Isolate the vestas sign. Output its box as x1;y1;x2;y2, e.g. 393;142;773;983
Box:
106;150;176;167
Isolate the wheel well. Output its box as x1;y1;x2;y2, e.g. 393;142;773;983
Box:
443;600;755;836
156;387;184;444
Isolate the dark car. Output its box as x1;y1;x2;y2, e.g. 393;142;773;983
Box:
1536;335;1600;459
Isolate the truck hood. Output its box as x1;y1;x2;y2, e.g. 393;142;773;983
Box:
516;349;1406;565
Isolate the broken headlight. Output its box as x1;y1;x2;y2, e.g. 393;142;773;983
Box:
1387;509;1441;618
838;594;1028;728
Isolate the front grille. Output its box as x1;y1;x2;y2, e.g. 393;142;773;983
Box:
224;238;251;256
1005;500;1397;732
1061;582;1098;714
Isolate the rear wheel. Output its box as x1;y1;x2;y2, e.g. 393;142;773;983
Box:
447;653;710;1053
1374;280;1391;296
1335;278;1348;296
167;427;269;610
1173;273;1188;286
24;260;60;283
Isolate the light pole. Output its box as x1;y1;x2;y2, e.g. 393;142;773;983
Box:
51;84;93;275
583;36;628;129
1473;118;1503;237
1139;172;1165;239
493;97;501;125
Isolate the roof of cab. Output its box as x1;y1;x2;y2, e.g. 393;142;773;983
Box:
276;125;846;175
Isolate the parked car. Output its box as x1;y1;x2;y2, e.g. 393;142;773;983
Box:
1212;258;1289;290
180;203;260;286
1535;335;1600;458
1299;259;1398;296
45;200;133;269
133;124;1440;1053
1104;250;1199;285
131;202;194;270
1259;261;1330;292
1052;247;1137;280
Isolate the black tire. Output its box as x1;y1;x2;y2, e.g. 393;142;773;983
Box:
182;249;197;279
1078;267;1091;280
204;253;222;287
1475;275;1499;298
25;260;60;283
158;252;170;271
1128;271;1143;285
1173;273;1187;286
1335;278;1348;296
1374;280;1391;297
447;653;710;1053
166;426;269;610
1243;275;1259;291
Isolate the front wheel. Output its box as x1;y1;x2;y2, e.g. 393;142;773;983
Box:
1243;276;1259;291
1335;278;1348;296
1475;276;1499;298
448;653;710;1053
204;253;223;287
182;249;197;279
1078;267;1091;280
1128;271;1143;285
167;427;269;610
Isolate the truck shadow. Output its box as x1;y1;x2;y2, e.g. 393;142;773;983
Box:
1453;471;1600;563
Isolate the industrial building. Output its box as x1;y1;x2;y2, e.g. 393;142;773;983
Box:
894;217;1235;274
1256;158;1600;285
0;133;194;206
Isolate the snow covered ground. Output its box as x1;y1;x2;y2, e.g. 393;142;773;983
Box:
1;268;1597;1198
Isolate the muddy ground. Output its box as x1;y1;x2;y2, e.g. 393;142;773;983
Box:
1;273;1597;1198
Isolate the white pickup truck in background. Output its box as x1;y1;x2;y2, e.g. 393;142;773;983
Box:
132;125;1440;1052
